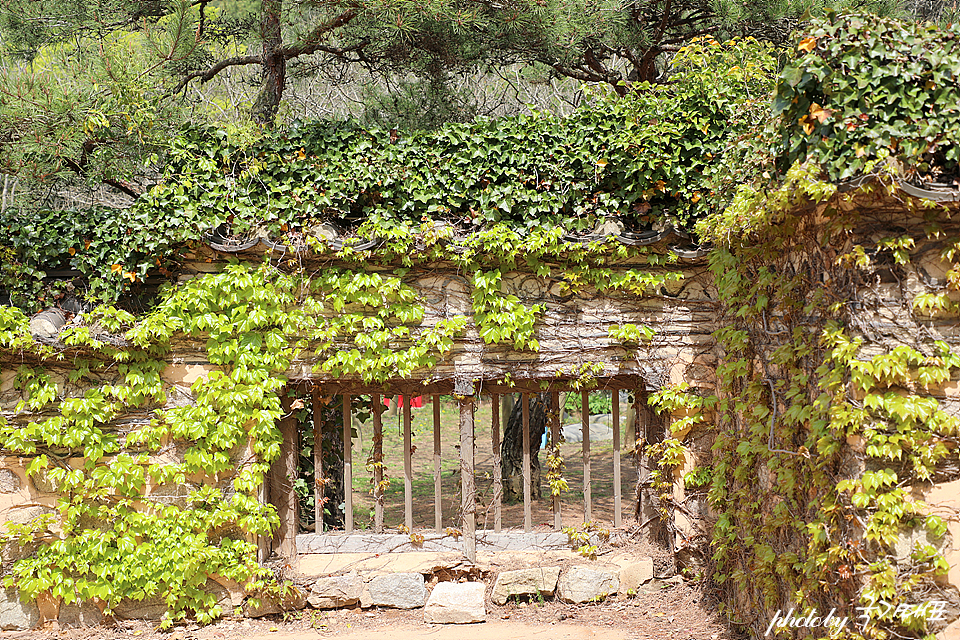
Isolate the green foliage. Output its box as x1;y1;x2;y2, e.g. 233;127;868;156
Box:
0;262;305;625
0;4;205;199
0;37;776;311
309;269;466;381
702;191;957;638
562;521;609;559
607;323;655;345
359;74;481;130
0;208;154;307
563;390;614;415
136;37;776;238
545;445;569;497
774;12;960;180
472;270;542;350
3;14;960;637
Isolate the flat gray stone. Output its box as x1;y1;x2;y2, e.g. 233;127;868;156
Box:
2;505;56;528
619;559;654;593
0;588;38;631
297;532;568;554
1;540;38;565
368;573;426;609
424;582;486;624
58;601;102;628
491;566;560;605
0;469;20;493
29;468;59;493
308;573;363;608
558;567;619;604
146;483;199;508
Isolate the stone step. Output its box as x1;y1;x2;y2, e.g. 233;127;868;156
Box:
297;531;570;554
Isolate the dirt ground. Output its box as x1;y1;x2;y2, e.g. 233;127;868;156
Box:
8;536;740;640
8;580;735;640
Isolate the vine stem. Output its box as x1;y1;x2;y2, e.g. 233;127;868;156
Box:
765;377;807;458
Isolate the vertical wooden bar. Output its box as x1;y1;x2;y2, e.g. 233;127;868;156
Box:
501;394;514;442
272;393;299;558
582;389;591;522
613;389;622;528
433;395;442;533
312;389;324;532
343;394;353;533
522;393;532;532
403;399;413;531
550;390;561;530
258;480;270;562
373;393;384;533
491;394;502;533
459;397;476;562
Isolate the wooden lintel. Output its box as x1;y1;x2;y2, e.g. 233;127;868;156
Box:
300;374;650;398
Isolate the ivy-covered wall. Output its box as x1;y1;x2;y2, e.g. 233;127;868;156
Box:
0;236;719;628
690;185;960;639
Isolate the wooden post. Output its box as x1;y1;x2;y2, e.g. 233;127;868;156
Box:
501;394;514;441
613;389;622;528
433;395;442;533
522;393;531;532
271;393;299;559
343;394;353;533
258;478;270;562
550;390;561;531
582;389;591;522
491;394;502;533
373;393;384;533
403;399;413;531
312;389;324;533
459;395;476;562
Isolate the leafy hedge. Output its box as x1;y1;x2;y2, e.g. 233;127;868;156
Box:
774;12;960;181
1;38;776;308
148;37;773;238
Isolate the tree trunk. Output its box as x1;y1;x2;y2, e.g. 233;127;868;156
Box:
501;393;551;501
253;0;286;125
635;390;670;547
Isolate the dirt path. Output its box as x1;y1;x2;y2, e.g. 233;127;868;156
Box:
15;579;734;640
231;620;681;640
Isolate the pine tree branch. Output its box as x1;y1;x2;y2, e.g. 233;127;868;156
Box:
278;10;361;59
170;55;263;94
